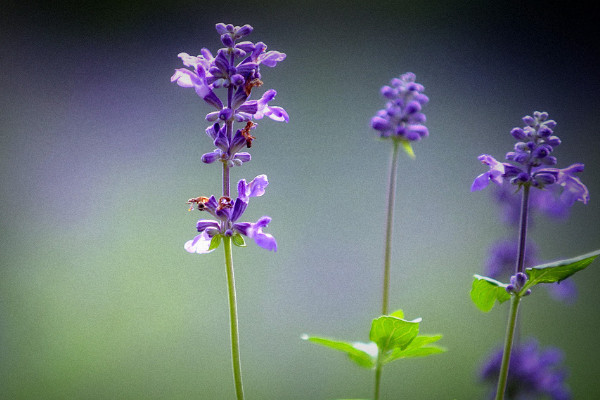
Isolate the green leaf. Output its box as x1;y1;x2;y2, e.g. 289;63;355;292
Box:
208;234;222;251
523;249;600;291
369;315;420;353
232;234;246;247
383;334;446;364
301;335;376;369
389;309;404;319
400;140;416;159
470;275;511;312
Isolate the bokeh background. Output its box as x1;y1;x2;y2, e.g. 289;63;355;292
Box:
2;1;600;399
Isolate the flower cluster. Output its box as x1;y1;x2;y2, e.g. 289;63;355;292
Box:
370;72;429;142
185;175;277;253
472;112;589;206
173;23;286;254
171;23;288;167
480;340;571;400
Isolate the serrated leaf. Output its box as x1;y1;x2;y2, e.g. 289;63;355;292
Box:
470;275;511;312
369;315;420;353
302;335;376;369
232;234;246;247
383;334;446;364
522;249;600;291
208;234;222;251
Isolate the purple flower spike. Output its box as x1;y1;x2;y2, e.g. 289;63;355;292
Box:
173;23;287;160
371;72;429;143
472;112;589;210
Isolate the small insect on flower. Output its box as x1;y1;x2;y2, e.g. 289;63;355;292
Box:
187;196;210;211
218;196;234;210
240;121;256;148
244;78;263;96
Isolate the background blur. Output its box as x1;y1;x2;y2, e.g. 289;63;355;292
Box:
2;1;600;399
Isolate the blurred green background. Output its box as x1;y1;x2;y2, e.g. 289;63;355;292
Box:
2;1;599;399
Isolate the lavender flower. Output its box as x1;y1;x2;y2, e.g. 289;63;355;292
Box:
480;339;571;400
472;112;589;206
185;175;277;253
171;23;288;168
371;72;429;142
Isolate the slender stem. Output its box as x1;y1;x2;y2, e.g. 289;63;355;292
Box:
223;162;230;198
515;184;531;274
494;295;521;400
382;140;400;316
494;183;531;400
373;356;383;400
224;236;244;400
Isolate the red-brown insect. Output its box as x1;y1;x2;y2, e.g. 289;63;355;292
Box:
240;121;256;148
244;78;263;96
187;196;209;211
217;196;234;211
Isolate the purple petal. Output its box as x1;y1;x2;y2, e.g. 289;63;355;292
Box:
471;172;491;191
184;231;215;254
230;198;248;222
196;220;220;232
265;106;289;122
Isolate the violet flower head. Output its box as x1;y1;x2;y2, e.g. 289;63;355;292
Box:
171;23;288;167
472;112;589;207
480;339;571;400
371;72;429;143
184;175;277;254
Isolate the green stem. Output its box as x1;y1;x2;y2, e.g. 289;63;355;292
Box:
224;236;244;400
494;295;521;400
495;183;531;400
382;140;400;316
373;354;383;400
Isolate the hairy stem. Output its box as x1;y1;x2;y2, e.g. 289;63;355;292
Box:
382;140;400;316
224;236;244;400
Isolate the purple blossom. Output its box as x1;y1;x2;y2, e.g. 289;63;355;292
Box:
480;339;571;400
370;72;429;142
184;175;277;253
472;112;589;208
172;23;288;167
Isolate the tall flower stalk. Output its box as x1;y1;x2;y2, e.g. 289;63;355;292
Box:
172;23;287;400
303;73;444;400
371;72;430;399
470;111;595;400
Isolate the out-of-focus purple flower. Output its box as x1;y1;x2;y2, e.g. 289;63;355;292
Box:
370;72;429;142
491;182;571;226
480;339;571;400
184;175;277;253
485;239;538;279
472;112;589;208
